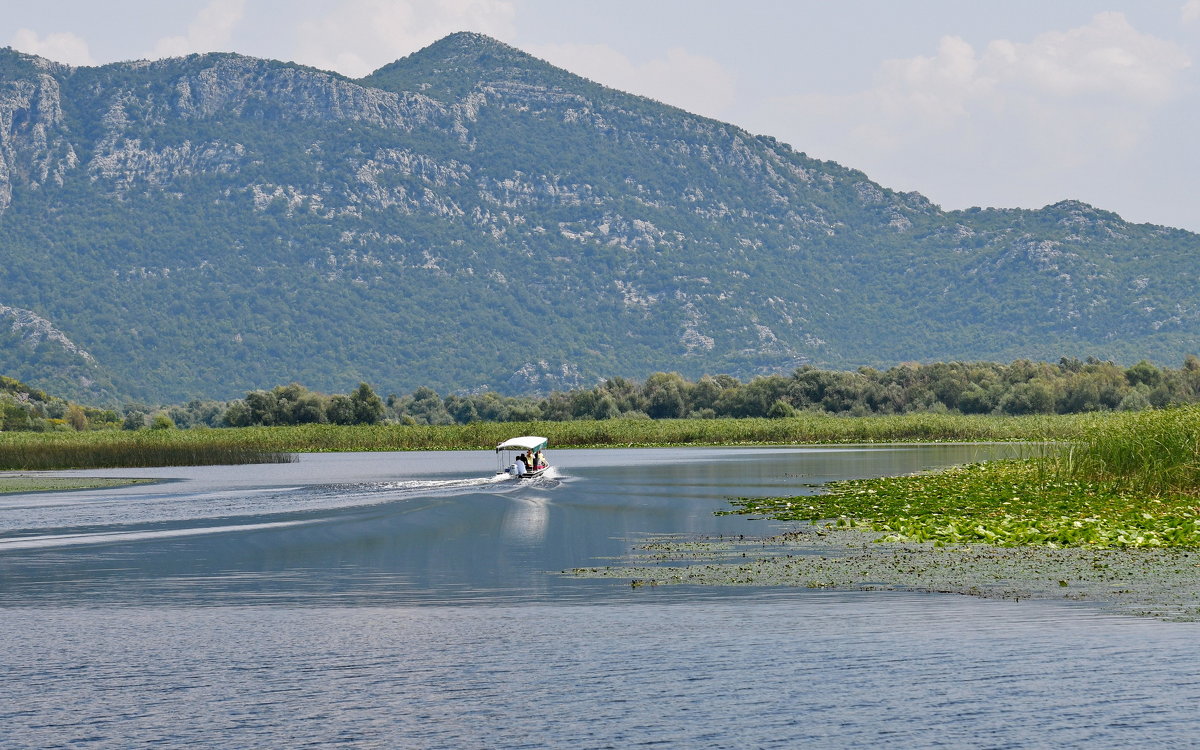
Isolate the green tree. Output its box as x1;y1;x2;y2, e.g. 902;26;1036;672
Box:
244;390;281;425
594;393;620;420
767;399;796;418
445;394;479;424
350;382;385;424
1125;360;1162;388
327;394;357;425
66;404;89;430
643;372;688;419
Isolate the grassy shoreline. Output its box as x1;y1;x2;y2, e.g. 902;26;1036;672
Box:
723;459;1200;549
723;406;1200;549
0;412;1096;470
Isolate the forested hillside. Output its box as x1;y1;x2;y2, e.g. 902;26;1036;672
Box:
1;33;1197;404
1;374;119;430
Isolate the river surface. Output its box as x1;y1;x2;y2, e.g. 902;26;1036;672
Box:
2;445;1198;748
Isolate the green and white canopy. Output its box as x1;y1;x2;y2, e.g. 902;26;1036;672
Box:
495;436;548;453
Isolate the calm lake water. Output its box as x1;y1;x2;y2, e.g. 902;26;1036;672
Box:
2;445;1198;748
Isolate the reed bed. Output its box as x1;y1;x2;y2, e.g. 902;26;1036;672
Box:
1047;405;1200;497
0;429;294;470
0;412;1098;470
726;406;1200;548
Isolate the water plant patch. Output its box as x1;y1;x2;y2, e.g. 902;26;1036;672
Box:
568;527;1200;621
720;460;1200;549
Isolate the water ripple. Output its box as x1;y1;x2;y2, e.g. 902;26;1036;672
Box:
6;601;1195;749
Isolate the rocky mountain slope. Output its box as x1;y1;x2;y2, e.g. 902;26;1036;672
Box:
1;33;1196;404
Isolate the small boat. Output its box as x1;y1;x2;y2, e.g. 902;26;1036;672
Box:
495;435;549;479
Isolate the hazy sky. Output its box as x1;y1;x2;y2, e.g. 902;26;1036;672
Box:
5;0;1198;231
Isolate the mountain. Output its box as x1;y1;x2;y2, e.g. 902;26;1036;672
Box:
1;33;1197;405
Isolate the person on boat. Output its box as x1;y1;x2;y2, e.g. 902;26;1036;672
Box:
533;449;546;469
515;452;530;475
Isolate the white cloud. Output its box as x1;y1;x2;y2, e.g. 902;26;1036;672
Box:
529;42;737;120
753;12;1190;213
294;0;517;78
984;11;1189;102
148;0;246;59
1184;0;1200;23
9;28;96;66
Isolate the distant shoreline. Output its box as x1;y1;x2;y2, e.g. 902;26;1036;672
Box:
0;412;1091;470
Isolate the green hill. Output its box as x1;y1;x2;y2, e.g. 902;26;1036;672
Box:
1;33;1196;404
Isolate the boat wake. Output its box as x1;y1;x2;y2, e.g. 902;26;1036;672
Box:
371;473;514;493
0;519;314;551
0;470;561;551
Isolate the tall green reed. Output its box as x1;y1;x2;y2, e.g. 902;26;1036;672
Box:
1028;406;1200;497
0;411;1098;470
1057;406;1200;496
0;429;293;470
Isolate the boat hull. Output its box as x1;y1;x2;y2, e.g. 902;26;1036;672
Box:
496;467;548;479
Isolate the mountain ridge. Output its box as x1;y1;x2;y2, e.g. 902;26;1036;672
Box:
0;34;1196;405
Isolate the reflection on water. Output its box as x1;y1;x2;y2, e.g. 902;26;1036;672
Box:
501;497;551;546
1;445;1009;606
3;444;1198;748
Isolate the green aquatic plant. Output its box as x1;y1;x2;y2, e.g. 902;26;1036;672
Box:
1053;405;1200;497
0;476;155;493
723;459;1200;549
569;527;1200;621
722;407;1200;549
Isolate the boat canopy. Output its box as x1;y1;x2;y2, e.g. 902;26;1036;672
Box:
495;436;548;453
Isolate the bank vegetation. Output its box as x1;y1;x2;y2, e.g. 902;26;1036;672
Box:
8;357;1200;434
0;411;1092;470
725;405;1200;549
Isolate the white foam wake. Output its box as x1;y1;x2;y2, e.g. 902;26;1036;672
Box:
0;471;559;548
0;519;313;551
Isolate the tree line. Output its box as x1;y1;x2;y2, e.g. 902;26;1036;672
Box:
169;356;1200;428
1;375;122;432
6;357;1200;432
